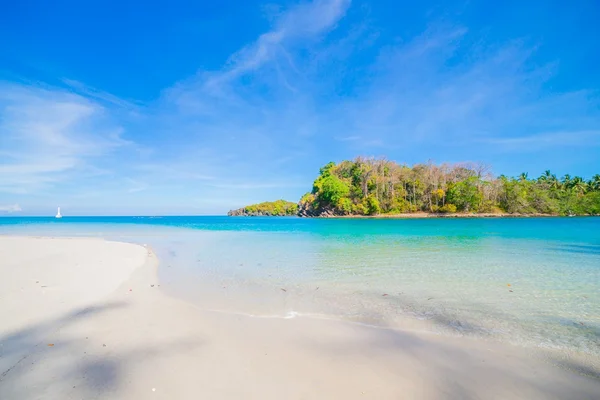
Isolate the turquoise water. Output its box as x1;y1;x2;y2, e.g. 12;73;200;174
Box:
1;216;599;356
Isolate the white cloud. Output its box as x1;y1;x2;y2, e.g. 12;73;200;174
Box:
335;135;360;141
324;26;600;153
0;82;132;194
139;0;353;199
168;0;350;108
207;181;307;190
0;203;21;213
124;178;149;194
482;130;600;148
163;11;600;173
210;0;350;85
62;78;143;111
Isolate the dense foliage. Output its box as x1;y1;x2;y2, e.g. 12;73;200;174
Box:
299;158;600;216
228;200;298;216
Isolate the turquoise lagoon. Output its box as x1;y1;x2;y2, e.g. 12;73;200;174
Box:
1;216;599;357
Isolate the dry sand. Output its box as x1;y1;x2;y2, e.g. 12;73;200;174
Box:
0;236;598;399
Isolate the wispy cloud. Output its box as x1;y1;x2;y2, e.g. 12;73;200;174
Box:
150;0;354;197
207;181;306;190
0;82;132;194
62;79;144;111
0;203;21;213
482;130;600;148
308;26;600;160
202;0;350;91
335;135;360;141
133;163;216;182
166;0;351;122
124;178;149;194
333;135;384;147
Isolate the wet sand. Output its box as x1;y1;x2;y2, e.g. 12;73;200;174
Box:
0;236;598;399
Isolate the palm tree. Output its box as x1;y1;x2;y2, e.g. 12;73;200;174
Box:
562;174;572;189
589;174;600;191
538;170;552;182
519;172;528;182
548;173;560;190
571;176;588;196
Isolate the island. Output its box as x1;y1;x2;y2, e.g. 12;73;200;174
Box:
227;200;299;216
228;157;600;217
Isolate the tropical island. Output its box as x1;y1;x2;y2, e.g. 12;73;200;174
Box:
229;158;600;217
228;200;299;216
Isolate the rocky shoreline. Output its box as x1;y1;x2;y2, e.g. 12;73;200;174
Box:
227;209;286;217
318;212;565;218
230;202;567;218
227;200;299;217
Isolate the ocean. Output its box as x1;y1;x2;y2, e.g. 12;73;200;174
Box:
2;216;599;357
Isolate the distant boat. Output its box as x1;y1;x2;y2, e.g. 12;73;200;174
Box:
55;207;62;219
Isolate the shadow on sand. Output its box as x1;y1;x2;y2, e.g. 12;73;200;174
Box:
0;300;201;399
297;307;600;399
1;294;598;400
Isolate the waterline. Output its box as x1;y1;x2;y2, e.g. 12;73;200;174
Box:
1;216;599;358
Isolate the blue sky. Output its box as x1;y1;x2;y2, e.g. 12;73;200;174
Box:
1;0;599;215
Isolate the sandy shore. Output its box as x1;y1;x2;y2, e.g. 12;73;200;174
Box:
0;236;598;399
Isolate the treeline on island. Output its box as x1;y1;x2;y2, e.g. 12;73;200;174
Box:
229;157;600;217
227;200;298;216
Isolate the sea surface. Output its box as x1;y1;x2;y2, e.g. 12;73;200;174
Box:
2;216;599;357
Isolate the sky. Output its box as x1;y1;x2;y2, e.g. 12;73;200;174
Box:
1;0;599;216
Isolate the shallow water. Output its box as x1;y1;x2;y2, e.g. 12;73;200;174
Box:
2;216;599;357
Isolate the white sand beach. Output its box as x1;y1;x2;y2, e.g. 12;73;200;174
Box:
0;236;598;399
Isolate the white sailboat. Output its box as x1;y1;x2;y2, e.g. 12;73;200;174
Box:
55;207;62;219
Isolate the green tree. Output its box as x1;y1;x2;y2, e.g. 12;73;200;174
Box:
446;177;482;212
570;176;588;196
538;170;553;183
519;172;529;182
562;174;572;189
498;177;530;213
336;197;353;215
590;174;600;191
319;175;350;204
365;195;381;215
